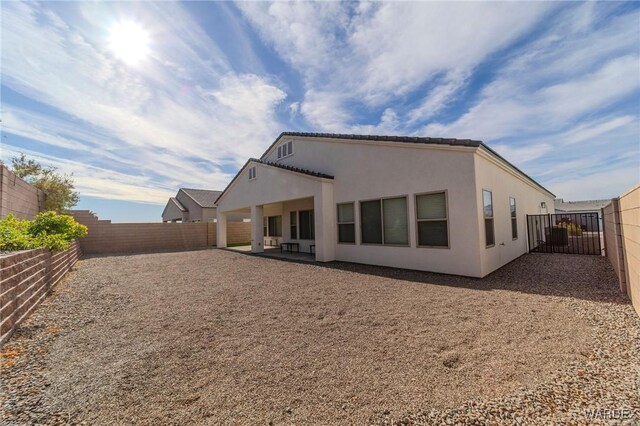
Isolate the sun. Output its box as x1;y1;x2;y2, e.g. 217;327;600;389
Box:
108;21;150;66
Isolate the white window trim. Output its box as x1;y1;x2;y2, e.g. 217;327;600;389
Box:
337;202;356;245
415;190;450;249
248;166;257;180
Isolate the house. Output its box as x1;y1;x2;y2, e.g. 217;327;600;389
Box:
215;132;556;278
554;198;610;231
161;188;221;223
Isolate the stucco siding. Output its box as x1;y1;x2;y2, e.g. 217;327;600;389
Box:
162;199;186;222
473;153;555;277
200;207;217;222
220;136;554;277
264;138;484;276
176;190;202;222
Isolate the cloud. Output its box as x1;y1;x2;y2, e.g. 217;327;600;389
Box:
407;72;469;123
491;144;553;165
548;166;639;201
1;1;288;201
0;144;174;204
1;0;638;214
300;90;349;130
347;2;551;103
422;54;640;140
288;102;300;118
239;2;554;129
561;115;637;145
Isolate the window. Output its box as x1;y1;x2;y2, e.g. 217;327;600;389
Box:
360;197;408;245
267;216;282;237
337;202;355;243
510;197;518;239
248;166;256;180
483;190;495;247
416;191;449;247
277;141;293;159
263;216;267;237
290;211;298;239
299;210;314;240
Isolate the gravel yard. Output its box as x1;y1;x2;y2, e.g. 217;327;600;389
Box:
1;250;638;425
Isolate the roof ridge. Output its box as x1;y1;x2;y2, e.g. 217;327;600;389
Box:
180;187;222;192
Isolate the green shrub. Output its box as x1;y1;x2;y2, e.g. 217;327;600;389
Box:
30;211;88;240
0;215;38;251
0;212;87;252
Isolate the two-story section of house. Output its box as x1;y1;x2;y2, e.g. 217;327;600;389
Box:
215;132;555;278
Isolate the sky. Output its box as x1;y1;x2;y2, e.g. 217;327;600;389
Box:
1;1;638;222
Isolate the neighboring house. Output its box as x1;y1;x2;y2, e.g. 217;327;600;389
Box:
161;188;221;223
554;198;610;231
215;132;556;278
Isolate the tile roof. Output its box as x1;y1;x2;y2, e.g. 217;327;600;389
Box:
252;158;334;179
180;188;222;208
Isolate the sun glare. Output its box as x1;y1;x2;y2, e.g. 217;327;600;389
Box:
108;21;150;66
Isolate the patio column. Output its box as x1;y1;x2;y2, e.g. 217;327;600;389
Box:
313;181;336;262
216;212;227;248
251;205;264;253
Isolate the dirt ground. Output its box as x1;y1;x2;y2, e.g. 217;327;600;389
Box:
3;249;627;425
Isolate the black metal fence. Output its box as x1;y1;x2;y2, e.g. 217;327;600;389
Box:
526;213;602;255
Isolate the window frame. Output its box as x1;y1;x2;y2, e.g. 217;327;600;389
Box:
483;189;495;248
415;190;450;249
248;166;257;180
510;196;518;240
276;140;294;160
336;202;356;244
359;195;410;247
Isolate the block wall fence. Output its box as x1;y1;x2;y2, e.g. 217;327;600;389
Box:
0;165;46;219
0;241;81;346
603;184;640;317
70;211;251;255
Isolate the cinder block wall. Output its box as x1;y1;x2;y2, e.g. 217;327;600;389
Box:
603;184;640;317
70;211;251;255
0;166;46;219
0;241;81;346
227;222;252;244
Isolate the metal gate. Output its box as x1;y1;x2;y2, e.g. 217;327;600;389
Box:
526;213;602;255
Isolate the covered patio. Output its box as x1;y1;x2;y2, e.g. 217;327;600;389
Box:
215;159;336;262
